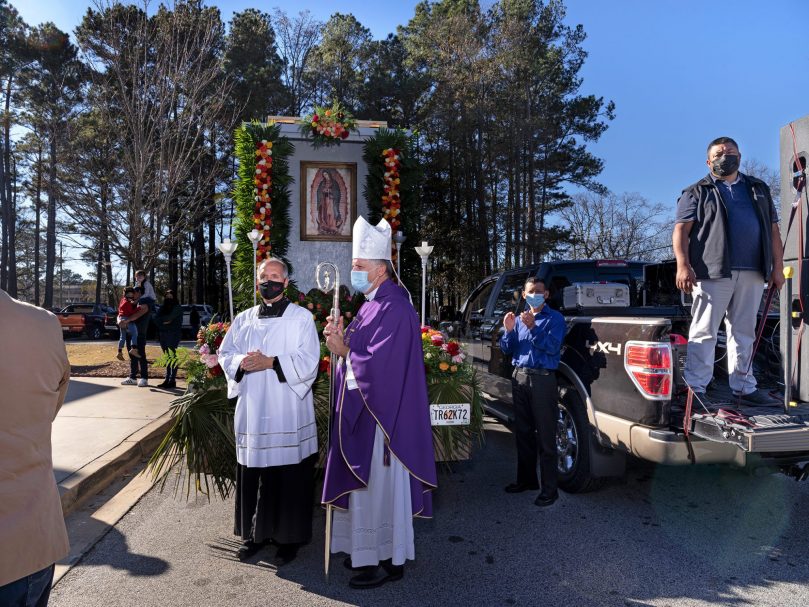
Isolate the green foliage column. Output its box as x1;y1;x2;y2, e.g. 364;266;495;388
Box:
363;128;421;294
232;121;294;311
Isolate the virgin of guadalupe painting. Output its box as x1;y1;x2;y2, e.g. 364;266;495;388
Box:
300;161;357;241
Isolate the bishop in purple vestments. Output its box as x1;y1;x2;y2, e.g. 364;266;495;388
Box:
322;217;437;589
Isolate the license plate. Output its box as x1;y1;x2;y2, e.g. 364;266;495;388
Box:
430;403;471;426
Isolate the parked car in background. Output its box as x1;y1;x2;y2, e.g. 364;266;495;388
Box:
181;304;213;337
57;303;117;340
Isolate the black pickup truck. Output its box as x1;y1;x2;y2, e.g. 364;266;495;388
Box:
452;259;809;493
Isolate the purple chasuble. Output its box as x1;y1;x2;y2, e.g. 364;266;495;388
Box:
321;279;437;517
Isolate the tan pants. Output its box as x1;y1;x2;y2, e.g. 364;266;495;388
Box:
683;270;765;394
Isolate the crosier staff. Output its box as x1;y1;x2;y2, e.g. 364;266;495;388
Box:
316;261;340;580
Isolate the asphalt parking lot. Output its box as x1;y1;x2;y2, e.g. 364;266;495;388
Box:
50;420;809;607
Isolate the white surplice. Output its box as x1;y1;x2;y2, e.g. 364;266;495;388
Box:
218;303;320;467
331;425;415;567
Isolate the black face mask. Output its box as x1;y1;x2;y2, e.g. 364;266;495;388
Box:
259;279;285;301
711;154;739;177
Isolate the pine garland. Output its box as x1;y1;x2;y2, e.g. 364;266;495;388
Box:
232;121;294;311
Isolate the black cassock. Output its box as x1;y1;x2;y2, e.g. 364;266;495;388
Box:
233;297;317;546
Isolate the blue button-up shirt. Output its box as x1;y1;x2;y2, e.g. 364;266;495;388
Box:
498;305;566;370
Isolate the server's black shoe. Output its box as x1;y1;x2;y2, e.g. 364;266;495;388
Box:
236;540;266;561
273;543;299;566
348;561;404;589
504;482;539;494
534;491;559;507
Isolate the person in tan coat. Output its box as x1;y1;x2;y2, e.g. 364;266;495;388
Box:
0;289;70;606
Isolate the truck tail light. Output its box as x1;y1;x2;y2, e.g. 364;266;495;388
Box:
624;341;672;400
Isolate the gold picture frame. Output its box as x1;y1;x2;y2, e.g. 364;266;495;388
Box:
300;161;357;242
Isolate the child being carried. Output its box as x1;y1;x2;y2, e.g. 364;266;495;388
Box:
116;287;141;360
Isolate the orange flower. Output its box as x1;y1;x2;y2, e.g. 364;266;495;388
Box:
439;362;450;371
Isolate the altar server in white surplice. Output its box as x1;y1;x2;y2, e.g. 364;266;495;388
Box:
218;257;320;566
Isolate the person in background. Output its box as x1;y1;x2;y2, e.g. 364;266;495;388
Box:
189;305;201;340
0;288;70;606
120;285;151;387
499;277;566;507
155;289;182;389
116;286;140;361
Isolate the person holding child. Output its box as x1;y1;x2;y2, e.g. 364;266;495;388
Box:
116;286;140;361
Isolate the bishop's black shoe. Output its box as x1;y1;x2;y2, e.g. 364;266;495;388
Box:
348;560;404;589
236;539;267;561
504;482;539;494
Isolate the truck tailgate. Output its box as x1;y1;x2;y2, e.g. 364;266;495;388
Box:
691;411;809;453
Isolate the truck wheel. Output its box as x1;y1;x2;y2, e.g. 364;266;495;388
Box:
87;326;103;340
557;381;605;493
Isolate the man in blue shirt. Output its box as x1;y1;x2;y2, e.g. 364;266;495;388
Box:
673;136;783;404
499;277;566;507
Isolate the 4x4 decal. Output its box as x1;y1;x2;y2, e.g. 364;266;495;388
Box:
586;340;622;355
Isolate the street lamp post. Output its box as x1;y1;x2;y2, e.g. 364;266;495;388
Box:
247;229;262;307
392;230;406;277
414;241;433;327
218;237;238;320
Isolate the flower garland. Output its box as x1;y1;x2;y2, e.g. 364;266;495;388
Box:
381;148;402;233
363;129;418;275
232;121;294;312
300;101;357;148
253;139;274;261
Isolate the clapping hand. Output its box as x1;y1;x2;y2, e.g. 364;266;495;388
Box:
503;311;516;332
241;350;274;372
520;310;536;329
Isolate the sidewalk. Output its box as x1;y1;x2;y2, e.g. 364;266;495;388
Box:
54;377;180;516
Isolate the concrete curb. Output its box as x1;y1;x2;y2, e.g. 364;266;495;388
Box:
58;412;175;517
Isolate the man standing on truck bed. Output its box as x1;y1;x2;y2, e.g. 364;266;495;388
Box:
499;277;566;507
673;136;784;404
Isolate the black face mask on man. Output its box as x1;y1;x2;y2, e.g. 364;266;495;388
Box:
711;154;739;177
259;279;285;301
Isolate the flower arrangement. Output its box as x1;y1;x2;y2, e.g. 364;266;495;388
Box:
420;326;484;466
174;321;231;390
300;101;357;147
252;139;274;262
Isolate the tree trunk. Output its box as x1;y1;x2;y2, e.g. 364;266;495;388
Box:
34;150;42;305
194;224;205;305
7;151;17;296
0;74;12;292
43;133;58;309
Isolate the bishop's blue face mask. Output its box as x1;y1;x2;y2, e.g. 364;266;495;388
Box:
351;270;372;293
525;293;545;309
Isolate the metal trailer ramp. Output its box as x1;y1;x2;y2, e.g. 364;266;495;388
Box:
691;411;809;452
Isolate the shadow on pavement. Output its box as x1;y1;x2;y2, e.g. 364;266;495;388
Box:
63;378;117;404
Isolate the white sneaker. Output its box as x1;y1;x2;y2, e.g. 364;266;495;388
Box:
121;378;137;385
137;379;148;387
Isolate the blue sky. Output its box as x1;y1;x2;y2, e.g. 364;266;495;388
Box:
13;0;809;208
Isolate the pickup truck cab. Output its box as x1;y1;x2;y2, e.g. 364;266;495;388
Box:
455;259;809;493
57;303;117;340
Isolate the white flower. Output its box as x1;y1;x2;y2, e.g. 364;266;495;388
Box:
425;353;432;359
